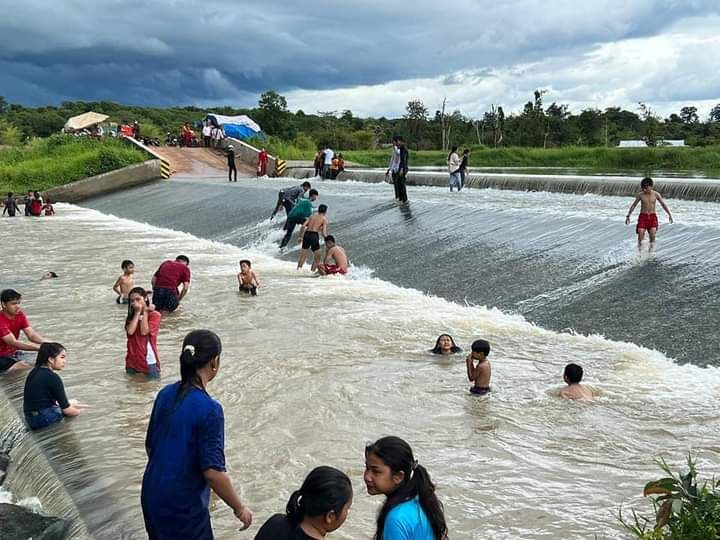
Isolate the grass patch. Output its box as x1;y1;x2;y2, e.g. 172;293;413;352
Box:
0;135;147;193
340;146;720;173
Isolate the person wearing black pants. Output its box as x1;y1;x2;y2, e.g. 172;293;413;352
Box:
396;137;409;202
227;145;237;182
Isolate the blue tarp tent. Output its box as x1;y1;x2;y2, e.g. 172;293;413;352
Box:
205;113;264;140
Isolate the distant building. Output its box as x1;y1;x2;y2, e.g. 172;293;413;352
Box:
617;140;648;148
657;139;687;147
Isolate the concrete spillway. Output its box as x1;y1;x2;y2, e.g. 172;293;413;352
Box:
285;167;720;202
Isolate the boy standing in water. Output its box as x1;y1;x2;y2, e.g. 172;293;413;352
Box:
112;260;135;304
466;339;491;395
560;363;594;401
237;260;260;296
297;204;328;271
625;177;673;249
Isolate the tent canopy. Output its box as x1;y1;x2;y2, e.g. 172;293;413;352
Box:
205;113;263;140
64;112;109;131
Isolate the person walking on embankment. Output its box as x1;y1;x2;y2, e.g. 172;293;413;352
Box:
227;144;237;182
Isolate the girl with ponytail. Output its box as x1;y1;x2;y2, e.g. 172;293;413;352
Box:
255;466;353;539
142;330;253;539
23;342;86;430
364;436;447;540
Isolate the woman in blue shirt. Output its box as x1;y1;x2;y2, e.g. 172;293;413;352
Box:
141;330;252;539
364;436;447;540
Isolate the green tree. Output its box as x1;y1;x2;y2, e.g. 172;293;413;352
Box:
709;104;720;122
0;96;8;114
679;106;699;124
257;90;288;136
403;99;428;149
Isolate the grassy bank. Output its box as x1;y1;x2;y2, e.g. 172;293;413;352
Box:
0;135;147;193
269;144;720;173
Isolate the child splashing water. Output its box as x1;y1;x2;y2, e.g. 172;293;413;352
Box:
365;436;448;540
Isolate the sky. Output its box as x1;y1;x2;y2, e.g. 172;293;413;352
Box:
1;0;719;119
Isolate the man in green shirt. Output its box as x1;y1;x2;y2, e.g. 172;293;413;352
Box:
280;189;319;248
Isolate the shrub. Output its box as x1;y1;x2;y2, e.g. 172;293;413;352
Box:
620;455;720;539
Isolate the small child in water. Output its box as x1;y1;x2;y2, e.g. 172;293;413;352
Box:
113;260;135;304
237;260;260;296
559;363;594;401
42;199;55;216
466;339;491;395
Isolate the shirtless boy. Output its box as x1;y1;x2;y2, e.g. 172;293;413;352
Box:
466;339;491;395
317;235;348;275
625;177;673;248
237;260;260;296
559;363;594;401
297;204;328;271
112;260;135;304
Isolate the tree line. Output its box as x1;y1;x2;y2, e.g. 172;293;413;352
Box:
2;91;720;150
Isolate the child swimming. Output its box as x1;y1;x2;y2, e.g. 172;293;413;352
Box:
112;260;135;304
559;363;594;401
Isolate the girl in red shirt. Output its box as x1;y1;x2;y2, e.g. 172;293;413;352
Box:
125;287;161;378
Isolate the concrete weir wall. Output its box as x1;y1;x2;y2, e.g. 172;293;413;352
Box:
221;137;277;174
284;167;720;202
44;160;162;203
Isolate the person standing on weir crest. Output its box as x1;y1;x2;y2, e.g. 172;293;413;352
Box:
257;147;269;176
227;145;237;182
396;136;410;203
322;145;334;179
386;137;402;200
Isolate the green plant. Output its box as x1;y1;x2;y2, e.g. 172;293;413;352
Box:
620;455;720;539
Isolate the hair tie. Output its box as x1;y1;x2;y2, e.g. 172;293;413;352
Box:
183;344;195;356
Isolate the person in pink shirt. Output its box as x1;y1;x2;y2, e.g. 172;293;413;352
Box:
0;289;45;373
151;255;191;312
125;287;161;379
257;148;269;176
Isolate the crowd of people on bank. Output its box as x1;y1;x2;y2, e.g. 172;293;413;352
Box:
313;147;345;179
2;191;54;217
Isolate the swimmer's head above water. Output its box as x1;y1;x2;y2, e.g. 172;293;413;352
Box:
430;334;462;355
563;363;583;384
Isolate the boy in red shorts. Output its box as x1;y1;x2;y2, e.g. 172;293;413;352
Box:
317;235;348;276
625;177;673;249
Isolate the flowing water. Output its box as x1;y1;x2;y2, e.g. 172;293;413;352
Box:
1;176;720;539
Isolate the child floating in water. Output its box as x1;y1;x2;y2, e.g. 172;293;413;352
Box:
42;199;55;216
559;363;594;401
113;260;135;304
466;339;491;395
625;177;673;249
237;260;260;296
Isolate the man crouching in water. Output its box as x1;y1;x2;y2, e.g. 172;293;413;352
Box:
317;235;348;276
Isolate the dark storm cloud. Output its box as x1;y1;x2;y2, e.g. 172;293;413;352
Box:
0;0;718;107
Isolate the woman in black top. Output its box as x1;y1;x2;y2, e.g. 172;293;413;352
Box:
23;342;84;430
255;466;352;539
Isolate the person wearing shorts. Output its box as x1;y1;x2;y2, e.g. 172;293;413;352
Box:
317;235;349;276
151;256;191;313
625;177;673;249
297;204;328;271
0;289;44;373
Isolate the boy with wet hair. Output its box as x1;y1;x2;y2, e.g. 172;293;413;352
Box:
466;339;491;395
297;204;328;271
237;260;260;296
113;260;135;304
625;177;673;249
560;363;594;401
0;289;45;373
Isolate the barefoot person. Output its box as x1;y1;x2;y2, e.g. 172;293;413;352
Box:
112;259;135;304
23;342;87;430
625;177;673;249
317;235;348;276
559;363;594;401
364;436;448;540
125;287;161;379
255;466;353;539
237;260;260;296
151;255;191;312
0;289;44;373
466;339;491;396
142;330;253;537
297;204;328;271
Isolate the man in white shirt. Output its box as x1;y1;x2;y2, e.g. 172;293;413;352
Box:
322;147;334;179
202;122;212;147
